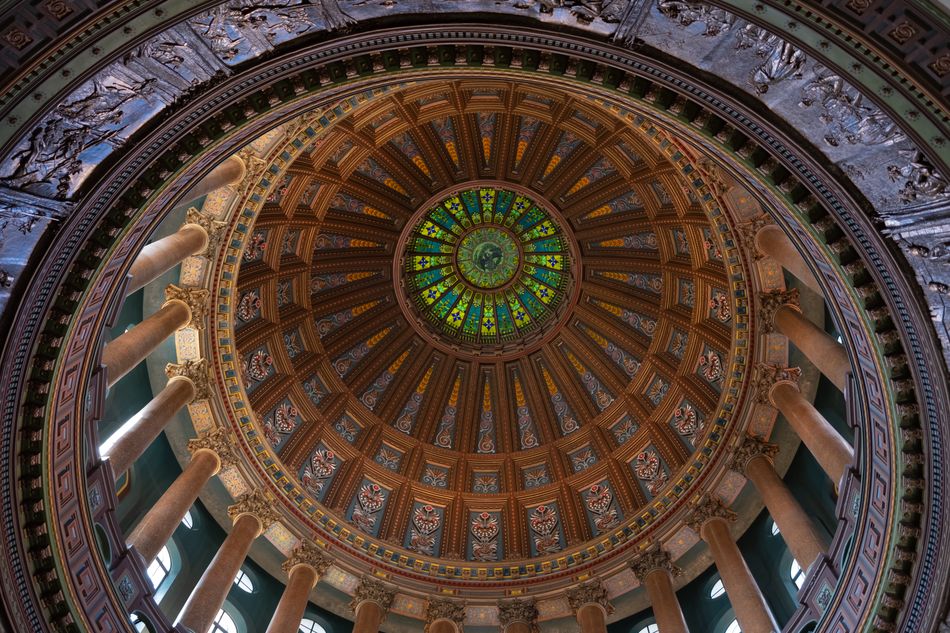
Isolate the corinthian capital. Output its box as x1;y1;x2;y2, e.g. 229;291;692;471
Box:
753;363;802;404
735;214;773;260
227;489;281;531
686;497;737;534
351;576;396;615
628;548;680;582
730;435;779;475
425;597;466;633
566;578;614;616
164;284;209;329
498;598;539;632
282;540;332;577
187;426;237;468
165;358;211;401
185;207;228;258
758;288;800;333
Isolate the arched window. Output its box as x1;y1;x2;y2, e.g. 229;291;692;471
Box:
299;619;327;633
790;559;806;590
709;578;726;599
724;620;741;633
181;509;194;529
770;520;780;536
211;609;238;633
233;569;255;593
146;545;171;589
129;613;149;633
635;624;659;633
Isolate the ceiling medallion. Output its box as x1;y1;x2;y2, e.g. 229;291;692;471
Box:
399;184;577;357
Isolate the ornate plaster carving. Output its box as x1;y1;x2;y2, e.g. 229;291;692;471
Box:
730;435;779;475
735;214;772;260
498;597;539;632
425;597;466;633
753;363;802;404
164;284;209;329
187;426;238;467
185;207;228;258
566;578;614;615
227;489;282;531
351;576;396;613
628;547;681;581
165;358;211;401
685;497;736;534
282;540;333;577
758;288;800;333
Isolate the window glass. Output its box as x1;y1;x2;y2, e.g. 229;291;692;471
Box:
299;619;327;633
146;546;171;589
635;625;659;633
709;578;726;599
129;613;148;633
770;520;780;536
724;620;741;633
233;569;255;593
790;559;806;589
181;509;194;529
211;609;238;633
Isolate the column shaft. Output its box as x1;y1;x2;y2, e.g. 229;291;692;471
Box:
127;449;219;564
353;601;386;633
181;156;246;203
702;519;778;633
102;376;195;475
746;456;828;568
576;604;607;633
128;224;209;294
773;305;849;391
265;564;319;633
755;225;821;293
177;513;260;633
644;569;689;633
770;382;854;484
102;299;190;387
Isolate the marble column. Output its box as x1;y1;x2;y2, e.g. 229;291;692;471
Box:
424;597;465;633
753;223;821;293
498;598;538;633
351;576;396;633
181;155;247;203
127;428;235;564
102;300;190;387
265;543;332;633
629;550;688;633
760;289;849;391
127;223;208;294
567;579;613;633
102;359;209;475
178;490;279;633
732;436;828;569
757;364;854;484
689;499;778;633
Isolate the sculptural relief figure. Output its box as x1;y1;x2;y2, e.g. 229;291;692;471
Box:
735;24;806;94
887;150;949;203
656;0;736;36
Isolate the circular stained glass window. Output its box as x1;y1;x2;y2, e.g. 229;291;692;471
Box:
401;187;573;352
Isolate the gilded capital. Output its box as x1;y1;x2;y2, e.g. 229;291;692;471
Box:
282;540;332;577
566;578;614;616
164;283;209;330
735;214;773;260
165;358;211;401
498;598;539;632
730;435;780;475
697;157;730;198
628;548;680;582
686;497;737;534
758;288;800;333
351;576;396;615
424;597;466;633
185;207;228;258
187;426;237;469
754;363;803;404
227;489;281;532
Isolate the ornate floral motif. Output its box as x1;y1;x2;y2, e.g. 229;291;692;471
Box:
361;348;411;411
754;363;802;403
634;448;669;496
300;446;338;499
512;369;540;449
433;371;462;449
470;511;500;562
472;472;499;494
566;578;614;615
165;358;210;401
595;270;663;295
227;489;281;531
610;415;639;445
645;374;670;406
730;435;779;475
628;548;680;581
421;463;449;488
709;290;732;322
570;446;598;472
334;413;362;443
407;504;442;555
164;284;209;329
395;364;434;434
523;465;550;489
351;576;396;614
529;504;561;555
476;376;497;454
282;541;332;577
333;325;394;377
584;483;621;532
237;289;262;322
351;482;386;534
686;497;738;534
425;598;465;633
563;347;614;411
242;348;274;385
672;402;704;445
261;399;300;448
539;361;580;435
698;348;725;385
498;598;538;632
243;230;267;262
759;288;800;333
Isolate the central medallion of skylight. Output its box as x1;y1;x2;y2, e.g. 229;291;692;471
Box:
399;186;574;355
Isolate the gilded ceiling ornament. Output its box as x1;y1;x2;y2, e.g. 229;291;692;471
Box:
753;363;803;404
730;435;780;475
187;427;238;468
237;147;268;191
165;358;211;401
185;207;228;258
628;548;681;581
735;214;773;260
282;540;332;577
497;597;539;633
758;288;800;333
696;157;730;198
566;578;614;615
227;489;281;531
350;576;396;614
164;283;209;329
685;497;738;534
424;597;466;633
